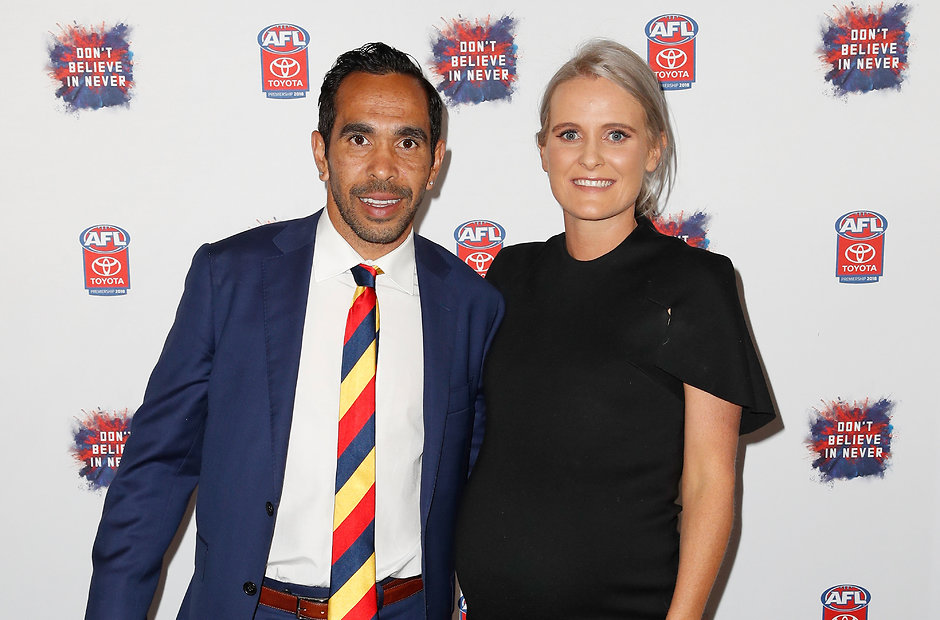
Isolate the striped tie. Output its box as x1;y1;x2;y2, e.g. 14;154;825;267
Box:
329;264;380;620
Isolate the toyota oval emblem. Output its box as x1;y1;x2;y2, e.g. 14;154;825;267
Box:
845;243;876;264
91;256;122;277
270;57;301;78
656;48;688;69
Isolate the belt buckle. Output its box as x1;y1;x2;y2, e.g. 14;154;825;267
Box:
296;595;328;620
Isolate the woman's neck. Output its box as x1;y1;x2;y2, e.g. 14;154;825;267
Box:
563;212;638;261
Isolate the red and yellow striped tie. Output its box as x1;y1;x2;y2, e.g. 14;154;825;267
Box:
329;264;381;620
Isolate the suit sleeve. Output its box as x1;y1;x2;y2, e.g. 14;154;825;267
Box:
86;244;215;620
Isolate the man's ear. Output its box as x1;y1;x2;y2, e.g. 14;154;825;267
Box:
312;130;328;180
426;139;446;189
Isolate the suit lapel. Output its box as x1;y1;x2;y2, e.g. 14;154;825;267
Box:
262;212;319;485
415;237;455;525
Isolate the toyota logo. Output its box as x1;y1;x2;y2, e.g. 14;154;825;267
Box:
845;243;875;264
270;57;301;78
832;615;858;620
656;48;687;69
92;256;122;277
465;252;493;273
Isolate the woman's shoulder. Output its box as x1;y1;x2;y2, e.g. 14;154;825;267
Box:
636;220;735;293
640;223;737;303
484;234;561;287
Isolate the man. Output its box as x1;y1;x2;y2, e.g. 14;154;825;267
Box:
86;42;502;620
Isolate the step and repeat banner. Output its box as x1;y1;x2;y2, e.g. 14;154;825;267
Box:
2;1;938;618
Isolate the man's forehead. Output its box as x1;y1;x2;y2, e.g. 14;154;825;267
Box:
333;72;430;125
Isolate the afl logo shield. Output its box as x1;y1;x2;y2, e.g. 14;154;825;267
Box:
454;220;505;277
645;14;698;90
835;211;887;284
258;24;310;99
79;224;131;296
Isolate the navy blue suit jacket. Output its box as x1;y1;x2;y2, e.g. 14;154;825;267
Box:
86;211;503;619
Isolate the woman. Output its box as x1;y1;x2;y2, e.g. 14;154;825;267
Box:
456;40;775;619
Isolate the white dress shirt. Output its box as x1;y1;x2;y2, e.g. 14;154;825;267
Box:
265;214;425;586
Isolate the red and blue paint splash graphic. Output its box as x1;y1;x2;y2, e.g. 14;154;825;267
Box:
431;16;518;106
820;4;910;95
650;210;711;249
807;398;894;482
48;23;134;111
71;408;132;490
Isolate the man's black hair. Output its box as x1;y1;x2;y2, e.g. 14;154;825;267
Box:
318;42;444;153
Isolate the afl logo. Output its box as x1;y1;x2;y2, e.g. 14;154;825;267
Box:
80;224;131;295
645;14;698;90
80;225;130;254
822;584;870;612
259;24;310;99
454;220;505;277
645;15;699;44
455;220;505;250
258;24;309;54
836;211;887;241
834;211;887;284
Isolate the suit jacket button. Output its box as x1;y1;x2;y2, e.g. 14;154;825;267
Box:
266;502;275;516
243;581;257;596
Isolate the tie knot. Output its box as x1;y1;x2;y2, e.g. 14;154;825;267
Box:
351;263;379;288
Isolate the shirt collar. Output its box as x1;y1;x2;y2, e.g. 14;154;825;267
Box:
313;211;417;295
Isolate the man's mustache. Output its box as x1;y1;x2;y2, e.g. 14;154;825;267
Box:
350;180;413;200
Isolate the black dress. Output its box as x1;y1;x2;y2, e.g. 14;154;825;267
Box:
455;219;775;619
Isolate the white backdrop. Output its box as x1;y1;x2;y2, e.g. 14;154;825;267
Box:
2;1;938;617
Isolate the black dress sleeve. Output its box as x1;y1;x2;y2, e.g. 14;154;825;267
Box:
653;249;775;434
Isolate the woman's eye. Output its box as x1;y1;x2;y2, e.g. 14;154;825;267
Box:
609;131;627;142
560;130;578;141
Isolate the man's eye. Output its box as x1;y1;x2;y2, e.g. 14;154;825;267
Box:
350;135;368;146
401;138;417;149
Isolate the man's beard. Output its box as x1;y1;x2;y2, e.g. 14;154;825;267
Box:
330;175;424;245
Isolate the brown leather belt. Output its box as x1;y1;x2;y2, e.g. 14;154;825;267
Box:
259;576;423;619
